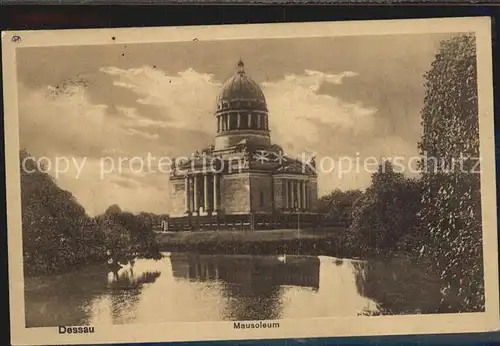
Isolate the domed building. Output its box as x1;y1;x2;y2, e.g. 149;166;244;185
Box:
168;60;319;230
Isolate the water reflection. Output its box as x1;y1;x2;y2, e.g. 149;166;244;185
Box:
352;257;442;315
26;252;443;327
25;260;161;327
169;253;320;320
279;256;378;319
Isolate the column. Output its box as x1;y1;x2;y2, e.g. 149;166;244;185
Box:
204;173;209;212
297;181;302;210
237;113;241;129
291;180;296;209
257;114;261;129
213;174;219;211
296;181;300;209
284;179;289;209
248;113;252;128
297;181;301;210
265;116;268;130
185;175;190;212
305;181;309;210
295;180;302;209
193;174;199;213
189;176;195;212
296;180;300;209
302;181;307;210
217;116;220;132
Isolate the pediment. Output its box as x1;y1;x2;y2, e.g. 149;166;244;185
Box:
275;160;316;175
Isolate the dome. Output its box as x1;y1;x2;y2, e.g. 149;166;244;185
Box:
216;60;267;111
213;59;271;150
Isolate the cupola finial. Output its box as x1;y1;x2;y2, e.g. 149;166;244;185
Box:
237;58;245;74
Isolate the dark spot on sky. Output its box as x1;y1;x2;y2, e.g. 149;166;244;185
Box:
193;38;198;42
153;65;157;69
121;53;125;56
169;80;172;83
112;36;116;41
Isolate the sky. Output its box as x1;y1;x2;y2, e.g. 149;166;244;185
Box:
16;32;455;216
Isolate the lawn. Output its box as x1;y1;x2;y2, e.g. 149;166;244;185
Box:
155;227;345;246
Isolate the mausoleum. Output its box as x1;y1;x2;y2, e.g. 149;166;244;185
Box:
167;60;319;230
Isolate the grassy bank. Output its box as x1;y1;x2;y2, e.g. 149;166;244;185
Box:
155;227;354;257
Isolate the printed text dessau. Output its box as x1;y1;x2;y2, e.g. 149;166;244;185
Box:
59;326;95;334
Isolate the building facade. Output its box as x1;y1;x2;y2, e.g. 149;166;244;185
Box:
168;60;319;230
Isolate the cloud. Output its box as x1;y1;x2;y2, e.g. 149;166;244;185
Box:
18;81;169;160
261;70;419;195
118;106;169;128
304;70;359;89
18;79;174;216
101;66;222;134
262;69;377;155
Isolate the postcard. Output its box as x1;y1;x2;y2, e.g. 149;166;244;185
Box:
2;17;499;345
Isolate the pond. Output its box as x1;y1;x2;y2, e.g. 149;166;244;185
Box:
24;252;443;327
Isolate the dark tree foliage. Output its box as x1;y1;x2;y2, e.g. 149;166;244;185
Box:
20;149;106;275
348;162;422;257
317;189;363;226
99;210;161;259
105;204;122;215
418;34;484;312
20;150;161;276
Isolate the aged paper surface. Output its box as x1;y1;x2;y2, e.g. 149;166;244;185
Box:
2;17;499;345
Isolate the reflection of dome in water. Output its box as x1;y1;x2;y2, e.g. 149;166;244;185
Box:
216;59;267;111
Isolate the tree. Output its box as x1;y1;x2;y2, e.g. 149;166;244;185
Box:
105;204;122;215
20;149;161;275
348;161;421;256
418;34;483;312
20;150;106;275
317;189;363;226
97;208;161;259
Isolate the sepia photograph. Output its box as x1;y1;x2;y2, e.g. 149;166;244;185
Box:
3;17;499;345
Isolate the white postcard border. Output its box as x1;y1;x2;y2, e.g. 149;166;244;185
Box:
2;17;499;345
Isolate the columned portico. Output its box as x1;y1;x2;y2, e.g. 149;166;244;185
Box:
281;178;310;212
184;172;220;215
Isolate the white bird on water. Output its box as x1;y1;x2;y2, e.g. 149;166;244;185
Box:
278;254;287;263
